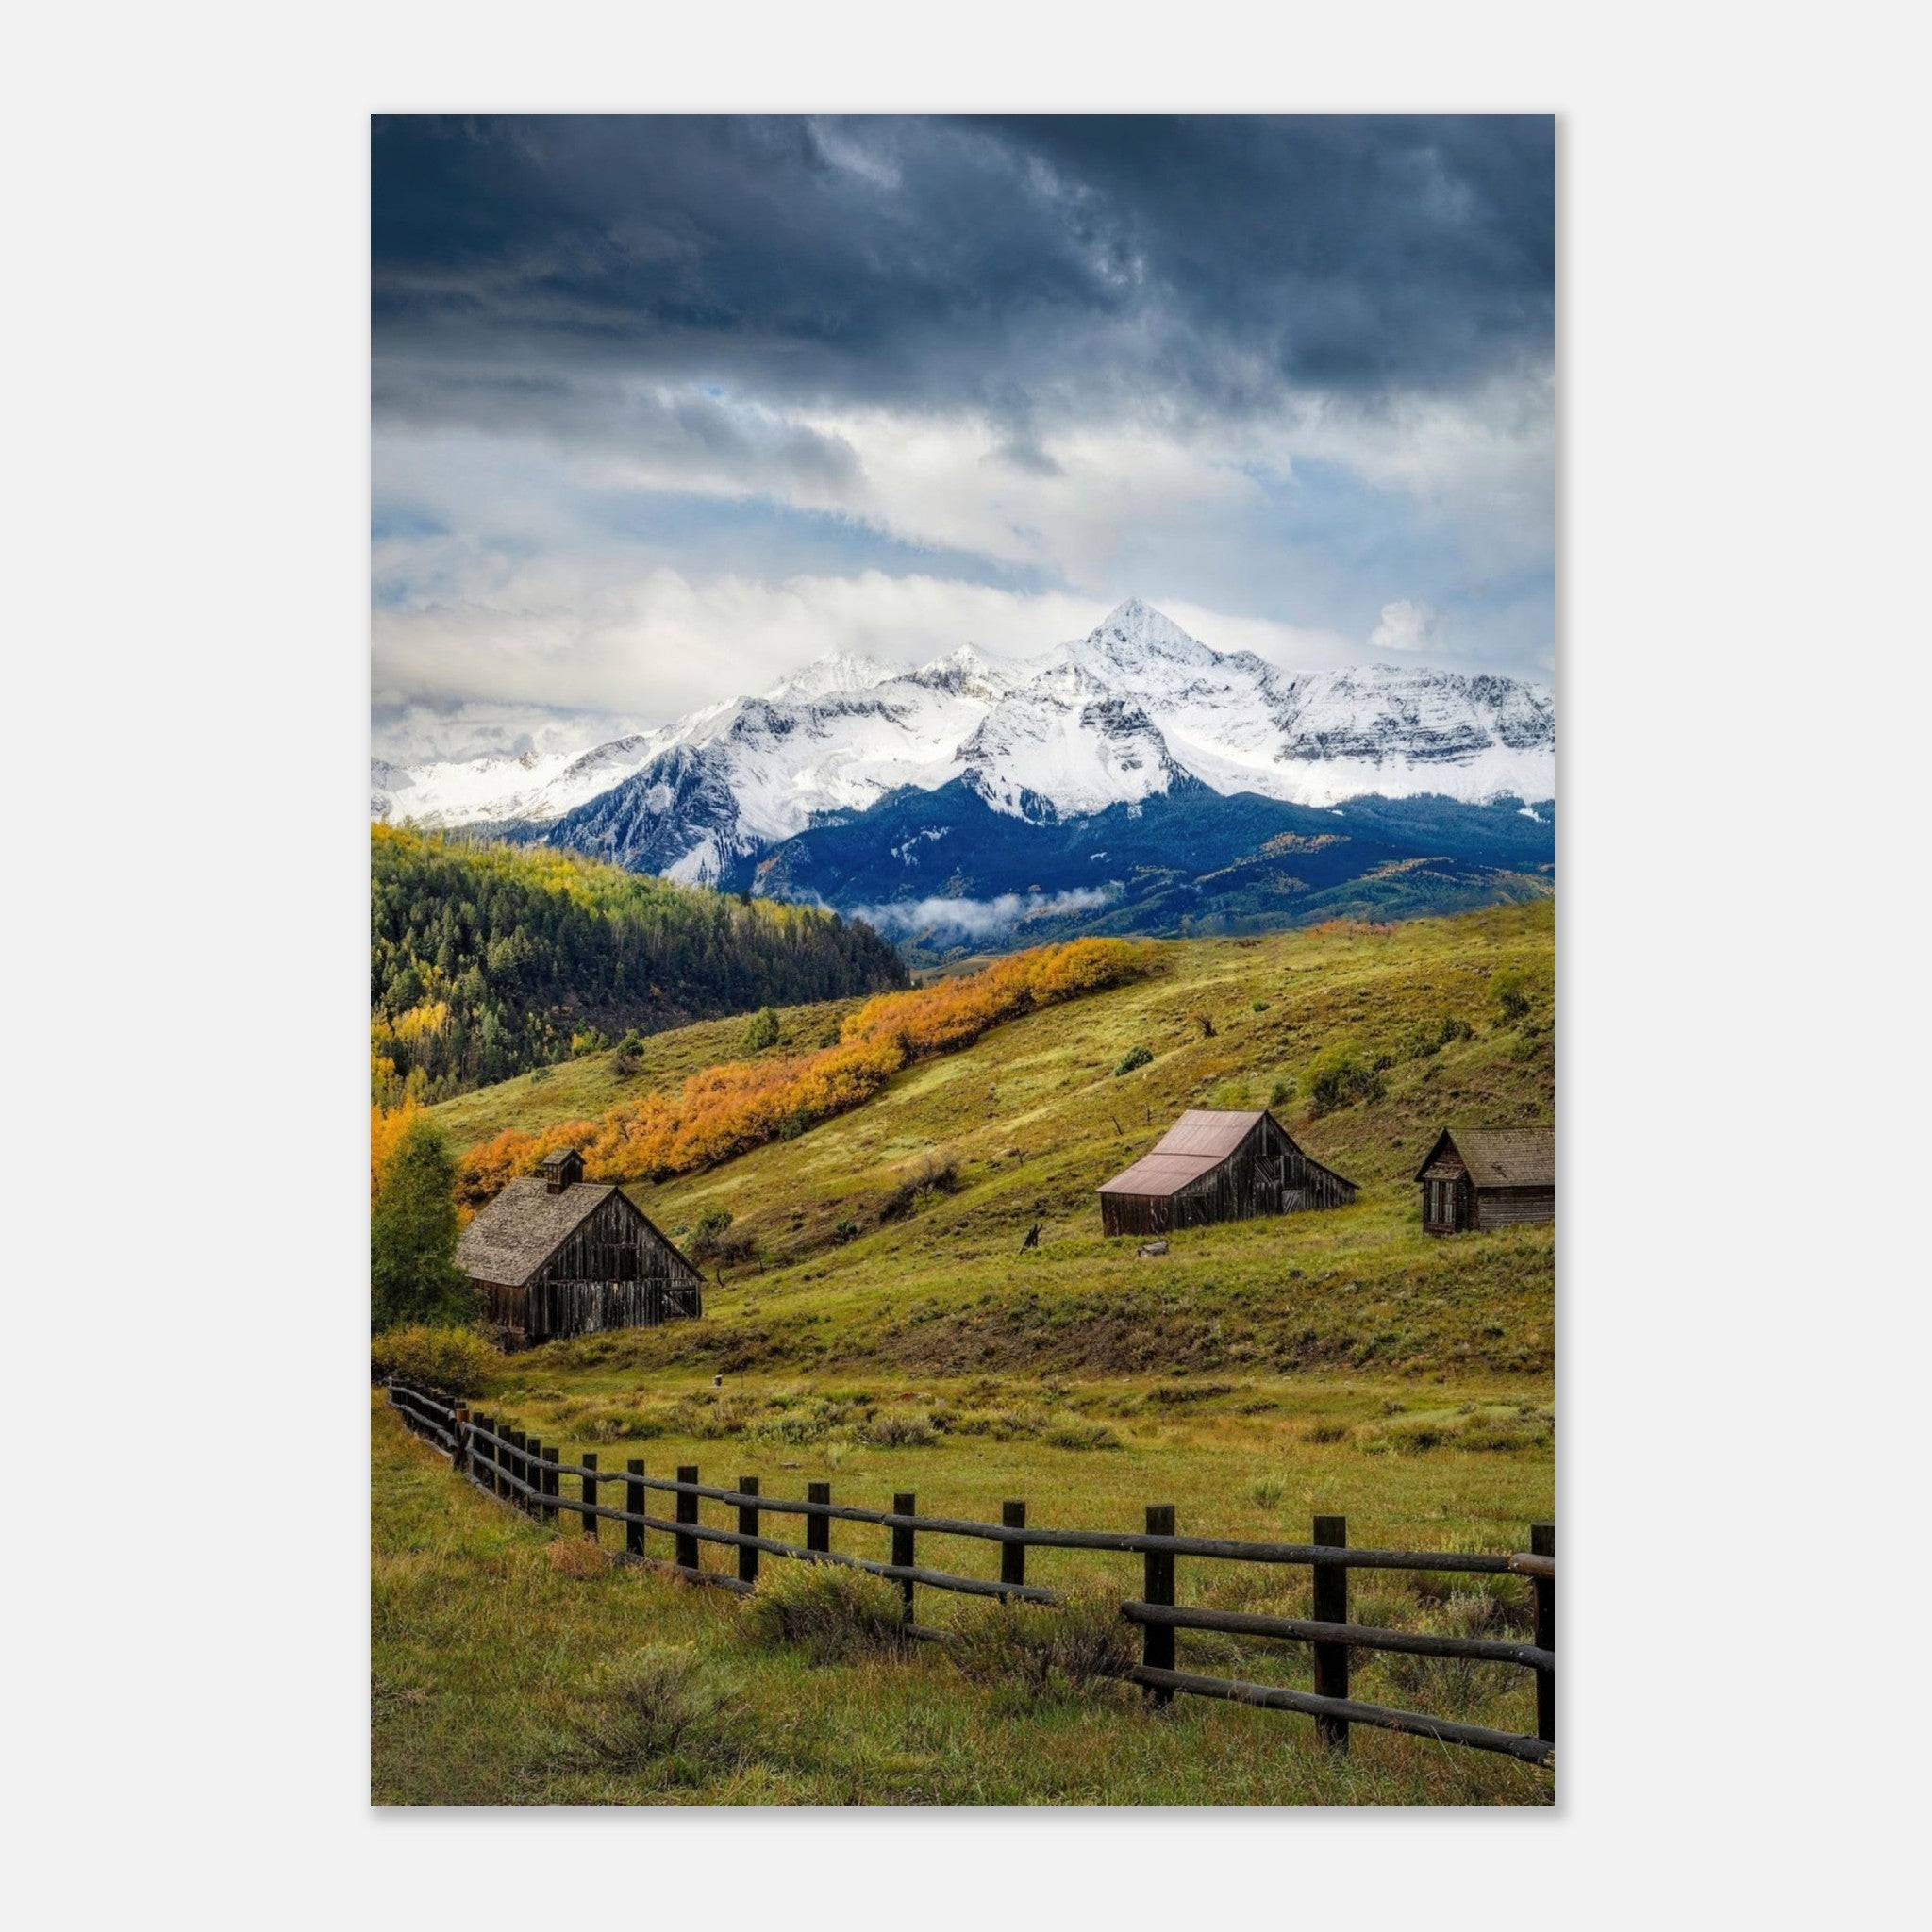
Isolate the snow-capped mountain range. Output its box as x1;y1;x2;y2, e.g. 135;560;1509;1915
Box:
372;599;1554;887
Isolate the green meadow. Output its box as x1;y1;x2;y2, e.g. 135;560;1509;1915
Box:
374;1397;1551;1806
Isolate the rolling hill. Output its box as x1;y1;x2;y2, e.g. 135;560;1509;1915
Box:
425;900;1555;1383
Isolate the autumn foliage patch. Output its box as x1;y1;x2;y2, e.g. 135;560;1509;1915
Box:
452;938;1146;1207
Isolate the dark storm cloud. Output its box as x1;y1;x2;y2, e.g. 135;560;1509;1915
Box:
372;362;864;491
371;114;1553;430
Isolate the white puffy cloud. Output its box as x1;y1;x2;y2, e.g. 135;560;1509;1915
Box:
1369;599;1441;654
849;889;1113;940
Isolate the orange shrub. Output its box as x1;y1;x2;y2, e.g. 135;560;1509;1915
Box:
454;939;1146;1203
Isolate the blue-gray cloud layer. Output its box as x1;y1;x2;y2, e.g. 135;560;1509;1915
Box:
375;115;1549;420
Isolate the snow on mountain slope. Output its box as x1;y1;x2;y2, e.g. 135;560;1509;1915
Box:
765;648;898;703
370;736;660;827
956;676;1186;819
374;598;1555;875
908;642;1017;703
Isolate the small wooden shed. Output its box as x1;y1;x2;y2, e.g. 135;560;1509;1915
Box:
1097;1108;1357;1238
455;1148;703;1347
1415;1127;1555;1235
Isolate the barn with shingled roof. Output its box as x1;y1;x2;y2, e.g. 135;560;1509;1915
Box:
456;1148;703;1348
1414;1126;1555;1234
1096;1108;1357;1238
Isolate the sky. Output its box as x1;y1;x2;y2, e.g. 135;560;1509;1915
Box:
372;115;1555;766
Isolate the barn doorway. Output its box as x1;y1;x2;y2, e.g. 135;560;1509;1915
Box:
1424;1174;1468;1234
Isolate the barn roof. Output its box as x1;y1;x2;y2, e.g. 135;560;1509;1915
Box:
454;1177;662;1289
1150;1109;1271;1158
1097;1150;1224;1196
1414;1126;1555;1189
1096;1108;1356;1202
1097;1109;1265;1198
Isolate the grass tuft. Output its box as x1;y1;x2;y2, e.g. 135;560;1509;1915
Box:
856;1410;941;1448
949;1587;1138;1706
546;1536;611;1581
561;1646;747;1775
1042;1418;1123;1451
741;1561;909;1663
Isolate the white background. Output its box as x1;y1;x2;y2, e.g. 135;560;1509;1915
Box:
7;3;1925;1924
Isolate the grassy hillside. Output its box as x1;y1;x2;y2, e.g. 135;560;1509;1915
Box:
425;993;871;1151
428;899;1554;1384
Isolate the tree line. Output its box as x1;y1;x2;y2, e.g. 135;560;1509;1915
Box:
371;826;908;1104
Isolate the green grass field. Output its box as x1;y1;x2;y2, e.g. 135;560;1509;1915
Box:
373;1396;1552;1805
377;901;1556;1804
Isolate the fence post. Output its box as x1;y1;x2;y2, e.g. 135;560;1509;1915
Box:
541;1445;559;1526
807;1481;831;1556
1531;1521;1555;1746
675;1465;700;1572
625;1460;646;1557
892;1493;916;1624
737;1476;760;1588
1001;1501;1026;1596
508;1430;527;1509
580;1453;598;1540
451;1405;469;1477
1142;1504;1176;1705
1312;1513;1350;1752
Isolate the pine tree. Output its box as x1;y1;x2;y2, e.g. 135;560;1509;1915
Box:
371;1118;476;1333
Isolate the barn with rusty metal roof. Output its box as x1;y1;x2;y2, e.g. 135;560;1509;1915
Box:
1096;1108;1357;1238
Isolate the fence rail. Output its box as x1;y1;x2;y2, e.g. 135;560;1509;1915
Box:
385;1379;1555;1769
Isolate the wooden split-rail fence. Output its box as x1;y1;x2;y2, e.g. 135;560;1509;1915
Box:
386;1380;1556;1768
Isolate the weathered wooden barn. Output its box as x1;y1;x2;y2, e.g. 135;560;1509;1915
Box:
455;1148;703;1347
1415;1126;1555;1235
1097;1108;1357;1238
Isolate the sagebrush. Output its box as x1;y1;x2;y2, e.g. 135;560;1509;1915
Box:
950;1587;1138;1705
562;1646;748;1776
741;1561;908;1662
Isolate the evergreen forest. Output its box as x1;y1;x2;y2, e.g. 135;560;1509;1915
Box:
371;826;907;1104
